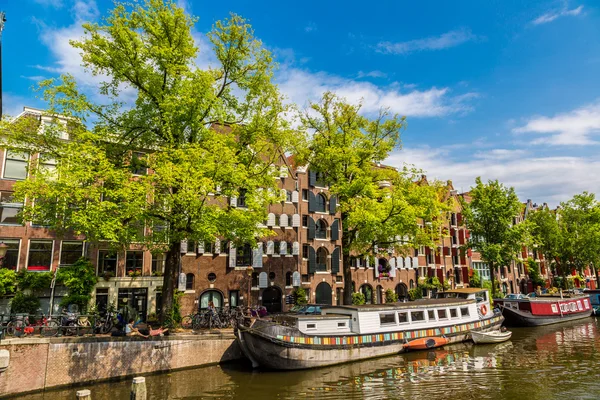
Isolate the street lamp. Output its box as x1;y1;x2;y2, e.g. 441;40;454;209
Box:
0;242;8;267
245;265;254;309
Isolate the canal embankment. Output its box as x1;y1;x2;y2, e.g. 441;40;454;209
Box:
0;331;242;397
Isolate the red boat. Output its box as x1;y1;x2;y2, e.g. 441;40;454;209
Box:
495;294;593;327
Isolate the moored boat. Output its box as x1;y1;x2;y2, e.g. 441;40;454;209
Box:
583;289;600;316
236;288;503;370
404;336;449;350
494;293;592;327
471;329;512;344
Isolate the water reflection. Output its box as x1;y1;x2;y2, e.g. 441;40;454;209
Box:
13;318;600;400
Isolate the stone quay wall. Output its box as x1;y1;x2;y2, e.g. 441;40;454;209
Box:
0;333;242;397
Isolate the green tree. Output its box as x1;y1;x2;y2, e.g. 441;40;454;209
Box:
528;193;600;287
56;258;99;311
469;269;482;288
526;258;546;288
2;1;297;321
462;178;527;298
301;92;449;304
385;288;398;303
0;269;17;296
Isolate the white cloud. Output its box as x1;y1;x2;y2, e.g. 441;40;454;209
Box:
3;93;35;117
388;146;600;206
532;5;583;25
20;75;47;82
357;70;387;79
377;28;480;55
513;102;600;145
277;67;477;118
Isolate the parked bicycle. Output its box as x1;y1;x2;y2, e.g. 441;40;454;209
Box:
6;314;59;337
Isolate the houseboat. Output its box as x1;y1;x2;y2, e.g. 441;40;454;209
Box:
236;288;503;370
494;293;593;327
583;289;600;316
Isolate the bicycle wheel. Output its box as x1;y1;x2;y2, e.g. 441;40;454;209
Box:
181;315;193;329
64;321;77;336
7;320;25;337
42;320;59;337
100;319;113;334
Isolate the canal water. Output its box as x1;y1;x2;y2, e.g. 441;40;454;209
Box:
16;317;600;400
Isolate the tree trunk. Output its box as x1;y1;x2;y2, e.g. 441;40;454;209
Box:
489;260;496;299
160;241;181;323
343;250;353;305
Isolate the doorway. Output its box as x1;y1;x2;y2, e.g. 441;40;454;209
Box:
262;286;282;313
316;282;332;305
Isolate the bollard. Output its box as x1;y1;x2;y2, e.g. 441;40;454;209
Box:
76;389;91;399
131;376;147;400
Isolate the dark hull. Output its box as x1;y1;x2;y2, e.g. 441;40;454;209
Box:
500;306;591;327
237;315;504;370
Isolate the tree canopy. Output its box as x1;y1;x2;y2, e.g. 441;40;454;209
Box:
1;0;299;320
462;177;527;298
301;92;450;304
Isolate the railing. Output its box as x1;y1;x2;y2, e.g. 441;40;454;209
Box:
0;313;111;340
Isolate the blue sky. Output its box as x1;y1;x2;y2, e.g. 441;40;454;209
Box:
3;0;600;205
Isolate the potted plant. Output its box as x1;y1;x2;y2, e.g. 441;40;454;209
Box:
378;263;391;278
102;271;115;281
152;270;164;277
127;270;142;278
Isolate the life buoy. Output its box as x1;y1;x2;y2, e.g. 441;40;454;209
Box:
480;304;488;315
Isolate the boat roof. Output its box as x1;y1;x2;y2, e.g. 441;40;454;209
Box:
444;288;488;294
321;298;472;312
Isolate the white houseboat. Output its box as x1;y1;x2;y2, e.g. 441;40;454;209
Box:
236;288;504;370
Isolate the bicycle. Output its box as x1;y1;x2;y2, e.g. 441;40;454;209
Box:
6;314;59;337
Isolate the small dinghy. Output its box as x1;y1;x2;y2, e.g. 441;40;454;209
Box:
403;336;449;351
471;329;512;344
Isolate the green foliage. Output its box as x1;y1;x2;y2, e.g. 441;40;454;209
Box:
10;292;41;314
526;258;546;288
0;269;17;296
2;0;301;321
164;291;184;328
469;269;482;288
408;288;423;301
293;287;308;306
385;288;398;303
462;177;528;298
56;258;98;311
352;292;366;305
16;270;53;291
300;92;450;304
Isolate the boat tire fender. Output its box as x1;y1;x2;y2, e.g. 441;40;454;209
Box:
480;304;488;315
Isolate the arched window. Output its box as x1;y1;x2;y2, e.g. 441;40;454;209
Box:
185;273;194;290
286;191;292;202
360;284;373;304
286;271;292;286
316;247;328;271
315;219;328;239
252;272;259;288
315;194;327;212
199;290;223;309
409;279;415;289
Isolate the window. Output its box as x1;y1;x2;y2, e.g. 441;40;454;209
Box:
286;191;292;202
460;307;470;317
338;322;346;328
302;215;308;227
151;253;165;275
315;172;327;187
208;272;217;282
411;311;425;322
229;291;239;307
251;272;259;287
27;240;53;271
273;241;280;255
125;251;143;276
316;247;328;271
336;275;343;283
302;189;308;201
452;254;459;265
185;273;194;290
98;250;117;276
204;241;213;254
130;152;147;175
187;241;196;254
379;313;396;325
60;241;83;266
220;240;229;254
3;150;29;180
0;239;19;270
418;246;425;255
473;262;490;281
398;312;408;323
42;119;68;140
306;323;317;329
315;219;328;239
315;194;326;213
450;308;458;318
236;189;247;208
38;154;57;179
409;279;415;289
428;310;436;320
302;274;309;283
285;272;292;286
426;248;434;264
236;244;252;266
0;191;22;225
438;309;448;319
302;243;309;259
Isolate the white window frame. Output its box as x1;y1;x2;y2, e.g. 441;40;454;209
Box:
2;150;30;180
59;241;84;266
26;239;55;272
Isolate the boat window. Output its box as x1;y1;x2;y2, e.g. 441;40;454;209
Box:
428;310;436;320
397;312;408;324
450;309;458;318
306;323;316;329
337;322;346;328
438;309;448;319
411;311;425;322
460;307;470;317
379;313;397;325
